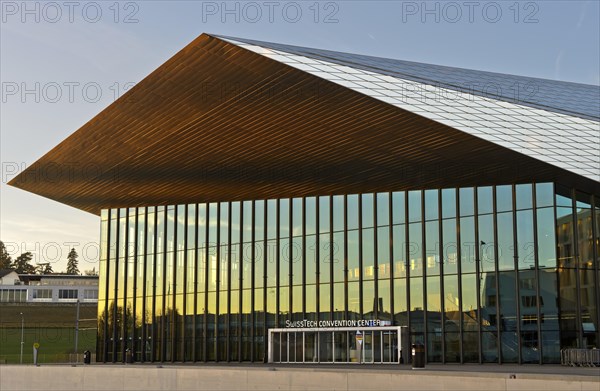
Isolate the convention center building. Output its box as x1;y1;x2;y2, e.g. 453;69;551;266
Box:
10;34;600;365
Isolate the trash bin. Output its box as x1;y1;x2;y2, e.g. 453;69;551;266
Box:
125;348;133;364
411;343;425;369
83;350;91;365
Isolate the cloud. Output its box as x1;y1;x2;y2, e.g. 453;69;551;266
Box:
554;50;564;80
576;1;589;29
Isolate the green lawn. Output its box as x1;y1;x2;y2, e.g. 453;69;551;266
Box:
0;327;96;364
0;303;97;364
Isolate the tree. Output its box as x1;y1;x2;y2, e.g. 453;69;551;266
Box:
66;248;80;275
11;252;36;274
0;241;12;269
37;262;53;274
84;267;98;276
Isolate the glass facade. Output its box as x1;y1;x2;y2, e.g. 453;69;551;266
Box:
97;183;600;364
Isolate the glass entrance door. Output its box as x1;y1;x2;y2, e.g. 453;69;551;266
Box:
268;326;404;364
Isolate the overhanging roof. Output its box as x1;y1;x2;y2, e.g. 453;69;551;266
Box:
9;34;600;215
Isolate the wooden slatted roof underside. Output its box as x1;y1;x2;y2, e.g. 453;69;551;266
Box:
9;34;600;215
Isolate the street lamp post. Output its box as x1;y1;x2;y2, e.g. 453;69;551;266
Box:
20;312;24;364
75;299;80;356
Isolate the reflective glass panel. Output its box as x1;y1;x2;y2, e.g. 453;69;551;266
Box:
410;278;424;333
393;279;407;326
536;183;554;208
347;195;359;230
576;196;594;269
498;271;518;363
555;185;572;208
444;274;460;331
319;233;331;284
379;280;391;321
425;221;440;275
556;206;575;268
348;231;359;282
332;195;344;232
348;282;359;320
362;194;374;228
441;188;456;219
459;188;474;217
363;280;375;319
478;186;493;215
241;201;252;244
280;199;290;238
536;208;556;268
376;192;390;226
267;200;277;240
306;284;317;321
496;185;513;213
392;191;406;224
424;190;439;221
478;214;495;274
319;196;330;233
393;225;406;278
333;282;345;319
362;229;375;281
292;198;303;237
306;236;317;284
460;217;476;274
580;271;598;348
306;197;317;235
231;202;240;245
377;227;391;279
332;232;344;282
497;212;515;271
426;276;441;321
408;191;422;223
516;184;533;210
408;223;423;277
442;219;458;275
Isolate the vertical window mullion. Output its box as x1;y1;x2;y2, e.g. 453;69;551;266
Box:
492;188;501;364
421;190;427;357
571;188;583;347
512;185;522;364
374;195;379;320
193;204;199;362
343;195;348;321
438;189;445;363
456;191;463;363
474;189;482;364
388;193;394;325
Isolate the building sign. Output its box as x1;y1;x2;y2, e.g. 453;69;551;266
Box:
284;319;391;328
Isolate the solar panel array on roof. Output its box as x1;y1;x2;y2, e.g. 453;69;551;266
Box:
219;35;600;183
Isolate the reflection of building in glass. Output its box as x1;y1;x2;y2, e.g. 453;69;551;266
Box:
9;34;600;365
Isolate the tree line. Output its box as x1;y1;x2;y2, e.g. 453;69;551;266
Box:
0;240;97;275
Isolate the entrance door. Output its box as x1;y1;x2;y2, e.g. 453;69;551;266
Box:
269;326;404;364
304;332;317;362
334;331;348;362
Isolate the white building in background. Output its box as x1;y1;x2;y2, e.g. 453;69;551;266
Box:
0;270;19;285
0;272;98;303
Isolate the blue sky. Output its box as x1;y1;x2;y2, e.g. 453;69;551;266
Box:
1;0;599;272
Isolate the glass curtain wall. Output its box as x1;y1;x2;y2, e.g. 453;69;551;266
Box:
98;183;599;364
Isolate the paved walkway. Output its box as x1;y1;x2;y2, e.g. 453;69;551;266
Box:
89;361;600;378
